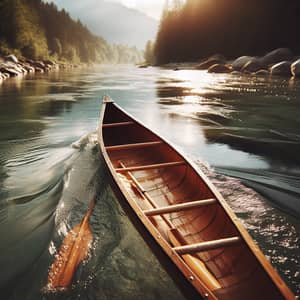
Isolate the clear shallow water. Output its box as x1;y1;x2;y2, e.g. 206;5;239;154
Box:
0;65;299;299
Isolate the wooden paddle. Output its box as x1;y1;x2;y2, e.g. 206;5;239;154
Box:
47;199;95;290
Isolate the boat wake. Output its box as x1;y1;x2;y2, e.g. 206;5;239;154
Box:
1;131;299;298
195;160;300;296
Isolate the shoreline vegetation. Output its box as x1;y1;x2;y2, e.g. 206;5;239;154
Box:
0;0;143;84
143;0;300;78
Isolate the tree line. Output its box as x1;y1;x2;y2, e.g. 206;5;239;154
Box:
0;0;142;63
150;0;300;64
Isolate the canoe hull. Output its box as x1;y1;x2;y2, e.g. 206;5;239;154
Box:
98;99;295;300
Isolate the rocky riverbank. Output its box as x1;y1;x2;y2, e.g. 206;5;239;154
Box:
0;54;79;83
161;48;300;78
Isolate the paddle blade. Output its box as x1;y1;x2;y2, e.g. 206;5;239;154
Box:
47;202;94;290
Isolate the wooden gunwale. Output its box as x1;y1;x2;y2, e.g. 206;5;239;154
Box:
98;99;296;300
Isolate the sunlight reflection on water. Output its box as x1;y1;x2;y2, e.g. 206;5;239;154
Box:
0;65;299;298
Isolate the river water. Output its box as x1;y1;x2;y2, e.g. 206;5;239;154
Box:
0;65;299;299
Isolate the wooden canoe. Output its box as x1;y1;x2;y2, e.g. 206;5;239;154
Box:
98;96;295;300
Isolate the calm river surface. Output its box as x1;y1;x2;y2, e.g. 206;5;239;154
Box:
0;65;299;299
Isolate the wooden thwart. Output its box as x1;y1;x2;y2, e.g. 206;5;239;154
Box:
115;161;186;173
106;141;163;151
102;121;134;128
144;198;217;216
173;236;241;255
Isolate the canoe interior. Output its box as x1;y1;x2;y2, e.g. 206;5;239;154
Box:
101;103;291;300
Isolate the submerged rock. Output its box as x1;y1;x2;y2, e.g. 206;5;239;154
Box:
232;56;253;71
255;69;269;76
241;58;264;73
230;70;242;75
261;48;293;66
208;63;231;73
270;61;292;76
196;54;226;70
291;59;300;77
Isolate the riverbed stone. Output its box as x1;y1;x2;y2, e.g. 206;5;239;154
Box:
230;70;242;75
32;61;46;70
241;58;264;73
21;63;35;73
255;69;270;76
261;48;293;66
196;54;226;70
270;61;292;76
232;56;253;71
5;54;18;64
43;59;56;66
291;59;300;77
35;67;44;73
208;63;231;73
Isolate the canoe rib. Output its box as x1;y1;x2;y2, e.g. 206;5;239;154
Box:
102;121;134;128
144;199;217;216
173;237;242;255
106;141;163;151
115;161;186;173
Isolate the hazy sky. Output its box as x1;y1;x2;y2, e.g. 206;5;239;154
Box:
113;0;165;19
46;0;165;19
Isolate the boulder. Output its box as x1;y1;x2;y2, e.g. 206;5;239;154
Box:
255;69;269;76
43;59;56;66
32;61;45;70
232;56;253;71
196;54;226;70
241;58;264;73
17;64;27;74
291;59;300;77
208;63;231;73
270;61;292;76
261;48;293;66
3;72;10;79
0;67;18;77
6;62;23;74
5;54;18;64
20;63;35;73
230;71;242;75
196;58;224;70
35;67;44;73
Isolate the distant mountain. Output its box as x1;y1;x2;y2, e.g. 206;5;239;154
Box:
49;0;159;49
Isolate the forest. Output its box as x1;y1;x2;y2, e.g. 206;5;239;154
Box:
0;0;142;63
153;0;300;64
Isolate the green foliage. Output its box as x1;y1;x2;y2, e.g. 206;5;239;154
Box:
144;40;155;64
155;0;300;64
0;0;143;63
51;38;62;56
